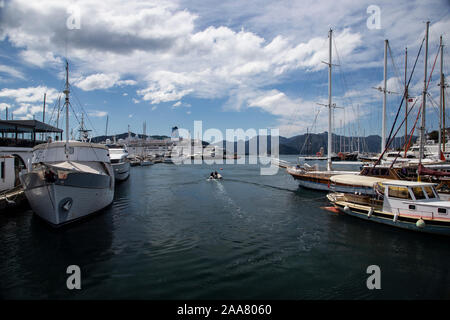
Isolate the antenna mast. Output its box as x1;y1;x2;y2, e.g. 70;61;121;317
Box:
381;39;388;153
404;47;408;157
327;29;333;171
419;21;429;163
64;61;70;143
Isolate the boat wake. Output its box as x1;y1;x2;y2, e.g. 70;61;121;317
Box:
211;179;246;218
225;178;297;193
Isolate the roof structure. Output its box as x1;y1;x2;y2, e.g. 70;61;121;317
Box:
0;120;63;133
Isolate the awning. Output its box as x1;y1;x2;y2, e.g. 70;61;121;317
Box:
330;174;391;187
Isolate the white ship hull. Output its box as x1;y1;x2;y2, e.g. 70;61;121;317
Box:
23;182;113;226
112;161;130;181
20;141;115;226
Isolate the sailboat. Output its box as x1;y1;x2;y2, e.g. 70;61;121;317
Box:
287;29;358;191
327;22;450;236
19;62;115;226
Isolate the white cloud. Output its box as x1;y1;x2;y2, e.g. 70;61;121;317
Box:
172;100;191;108
117;79;137;86
74;73;133;91
0;0;448;136
0;0;365;108
88;110;108;117
0;86;59;104
0;65;25;79
11;103;43;118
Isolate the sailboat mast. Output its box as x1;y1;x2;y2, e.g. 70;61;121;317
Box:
64;61;70;142
357;105;360;153
381;39;388;153
327;28;332;171
439;35;443;154
56;96;60;130
419;21;429;163
404;47;408;156
105;115;109;137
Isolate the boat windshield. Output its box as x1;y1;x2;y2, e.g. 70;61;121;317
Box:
423;186;436;199
388;186;412;199
411;187;426;200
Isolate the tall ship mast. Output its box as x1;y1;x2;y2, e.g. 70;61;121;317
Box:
19;61;115;226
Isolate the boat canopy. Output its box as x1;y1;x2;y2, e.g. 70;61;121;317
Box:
330;174;391;187
46;161;107;175
381;180;436;187
33;140;108;151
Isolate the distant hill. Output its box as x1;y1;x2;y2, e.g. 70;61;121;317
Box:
214;132;417;155
91;131;417;155
91;132;170;143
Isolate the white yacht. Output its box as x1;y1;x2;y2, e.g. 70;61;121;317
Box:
19;62;115;226
108;145;130;181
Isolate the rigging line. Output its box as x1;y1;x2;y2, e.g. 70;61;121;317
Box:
387;42;404;96
46;92;63;127
384;37;425;148
389;98;420;168
68;102;81;129
46;75;67;126
333;35;364;148
290;36;329;138
385;41;440;161
69;84;100;137
427;92;441;115
374;37;425;167
405;98;422;155
333;36;357;116
299;108;321;154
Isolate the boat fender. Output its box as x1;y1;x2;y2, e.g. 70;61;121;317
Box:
393;212;398;223
416;218;426;228
368;207;373;218
344;205;351;213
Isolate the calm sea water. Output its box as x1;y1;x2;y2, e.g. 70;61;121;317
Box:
1;155;449;299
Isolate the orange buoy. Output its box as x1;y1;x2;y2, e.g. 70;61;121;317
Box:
321;206;340;213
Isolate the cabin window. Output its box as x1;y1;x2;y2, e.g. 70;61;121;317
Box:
388;186;411;199
1;161;4;180
438;208;447;215
423;186;436;199
412;187;426;200
409;205;416;210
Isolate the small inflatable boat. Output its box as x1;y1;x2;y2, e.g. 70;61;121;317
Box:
207;173;223;180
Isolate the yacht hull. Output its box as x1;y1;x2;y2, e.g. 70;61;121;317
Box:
20;171;114;226
295;178;375;194
112;161;130;181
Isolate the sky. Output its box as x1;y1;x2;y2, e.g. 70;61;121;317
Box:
0;0;449;140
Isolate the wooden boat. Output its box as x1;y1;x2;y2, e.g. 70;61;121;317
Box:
327;179;450;236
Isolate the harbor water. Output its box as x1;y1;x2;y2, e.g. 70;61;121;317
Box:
0;155;449;299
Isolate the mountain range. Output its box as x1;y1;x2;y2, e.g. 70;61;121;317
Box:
92;131;418;155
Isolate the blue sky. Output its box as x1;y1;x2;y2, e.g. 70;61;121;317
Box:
0;0;449;139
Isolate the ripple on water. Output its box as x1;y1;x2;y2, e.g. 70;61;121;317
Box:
1;158;450;299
